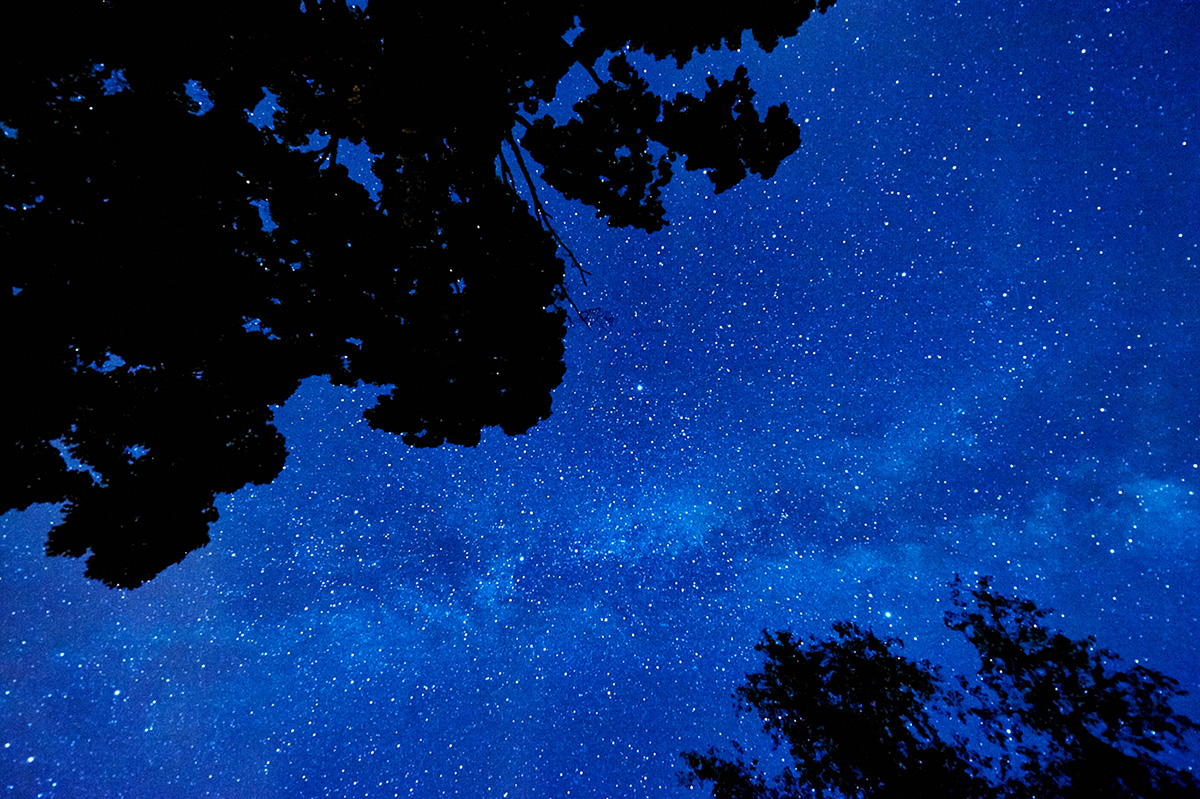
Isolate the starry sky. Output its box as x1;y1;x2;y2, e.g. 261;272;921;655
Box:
3;0;1199;796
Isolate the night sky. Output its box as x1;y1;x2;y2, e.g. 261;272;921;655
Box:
3;0;1199;796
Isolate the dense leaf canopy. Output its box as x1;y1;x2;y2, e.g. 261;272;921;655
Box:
1;1;832;587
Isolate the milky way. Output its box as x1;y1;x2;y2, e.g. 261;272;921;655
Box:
2;0;1197;796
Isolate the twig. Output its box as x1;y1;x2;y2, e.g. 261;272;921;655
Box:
497;150;517;193
581;60;606;89
503;130;551;225
559;285;591;327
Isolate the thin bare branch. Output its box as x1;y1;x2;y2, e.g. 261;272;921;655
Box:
581;60;605;89
497;150;517;193
505;130;590;286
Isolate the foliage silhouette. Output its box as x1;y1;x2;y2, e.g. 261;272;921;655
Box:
681;577;1200;798
1;1;834;586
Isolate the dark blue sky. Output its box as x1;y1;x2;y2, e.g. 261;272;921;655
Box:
3;0;1198;796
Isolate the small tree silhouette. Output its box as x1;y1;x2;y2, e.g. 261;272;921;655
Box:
681;577;1199;798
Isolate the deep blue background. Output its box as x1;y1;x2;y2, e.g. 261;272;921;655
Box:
2;0;1198;795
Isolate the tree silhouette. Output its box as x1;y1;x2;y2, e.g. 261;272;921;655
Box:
681;577;1200;798
1;1;834;587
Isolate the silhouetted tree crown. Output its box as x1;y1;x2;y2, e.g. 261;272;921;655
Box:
681;577;1200;798
0;1;834;586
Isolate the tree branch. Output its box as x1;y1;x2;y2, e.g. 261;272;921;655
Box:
503;129;589;285
497;150;517;193
581;60;606;89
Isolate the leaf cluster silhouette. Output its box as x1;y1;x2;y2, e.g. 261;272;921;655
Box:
681;577;1200;798
1;1;833;586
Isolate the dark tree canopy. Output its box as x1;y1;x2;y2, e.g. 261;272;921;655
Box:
681;577;1200;799
0;1;834;587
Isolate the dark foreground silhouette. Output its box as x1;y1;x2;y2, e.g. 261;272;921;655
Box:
682;577;1200;798
1;1;834;586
